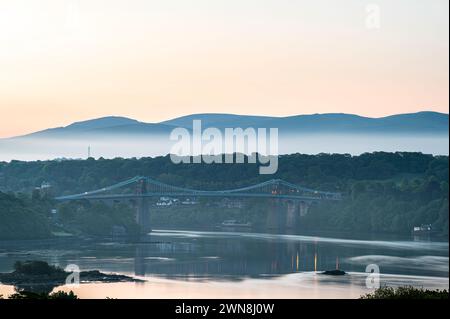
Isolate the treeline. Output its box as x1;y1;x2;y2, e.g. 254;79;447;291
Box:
0;152;448;236
0;193;140;239
0;192;51;240
57;201;139;237
0;152;446;194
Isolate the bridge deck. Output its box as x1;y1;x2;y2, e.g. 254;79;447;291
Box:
56;192;339;202
55;176;342;202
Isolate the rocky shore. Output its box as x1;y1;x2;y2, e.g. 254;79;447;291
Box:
0;261;143;293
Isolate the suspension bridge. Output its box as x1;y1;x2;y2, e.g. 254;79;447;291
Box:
55;176;341;233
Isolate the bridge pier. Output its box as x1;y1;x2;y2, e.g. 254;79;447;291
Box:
286;201;299;229
299;201;309;217
268;200;313;230
134;245;147;276
285;200;311;228
266;199;285;230
136;179;151;234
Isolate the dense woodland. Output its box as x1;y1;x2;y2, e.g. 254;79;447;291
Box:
0;192;51;239
0;152;448;239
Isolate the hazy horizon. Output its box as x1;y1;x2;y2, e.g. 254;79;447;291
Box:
0;133;448;163
0;110;448;162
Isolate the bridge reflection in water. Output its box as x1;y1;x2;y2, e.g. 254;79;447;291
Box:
56;177;341;234
132;230;346;279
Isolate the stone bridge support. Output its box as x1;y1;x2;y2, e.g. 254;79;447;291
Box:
266;199;285;230
299;201;310;217
134;245;147;276
286;200;299;229
136;179;151;234
285;200;311;229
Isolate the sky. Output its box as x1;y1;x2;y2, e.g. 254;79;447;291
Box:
0;0;448;137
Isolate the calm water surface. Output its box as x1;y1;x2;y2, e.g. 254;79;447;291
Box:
0;229;448;299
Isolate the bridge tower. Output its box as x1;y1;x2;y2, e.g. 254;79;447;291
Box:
136;178;151;234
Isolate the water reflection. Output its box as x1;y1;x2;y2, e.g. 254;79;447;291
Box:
132;233;321;279
129;230;448;280
0;229;448;297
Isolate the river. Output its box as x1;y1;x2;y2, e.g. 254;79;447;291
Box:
0;229;448;299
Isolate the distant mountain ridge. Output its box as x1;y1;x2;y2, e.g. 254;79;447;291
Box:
7;111;449;140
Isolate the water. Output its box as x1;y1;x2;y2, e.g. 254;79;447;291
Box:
0;229;448;299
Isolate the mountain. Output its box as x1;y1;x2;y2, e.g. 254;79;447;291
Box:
0;111;447;161
14;116;174;139
161;113;276;129
9;111;449;140
261;111;449;134
65;116;140;130
163;112;449;134
17;116;139;138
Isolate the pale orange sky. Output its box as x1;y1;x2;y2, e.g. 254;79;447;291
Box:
0;0;448;137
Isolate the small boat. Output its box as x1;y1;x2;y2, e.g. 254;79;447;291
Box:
220;220;252;228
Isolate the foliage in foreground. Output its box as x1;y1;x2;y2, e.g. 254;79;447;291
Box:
7;290;78;299
0;288;78;299
360;286;449;299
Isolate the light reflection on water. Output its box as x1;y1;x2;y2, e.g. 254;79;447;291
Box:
0;229;448;299
48;272;448;299
151;229;449;251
